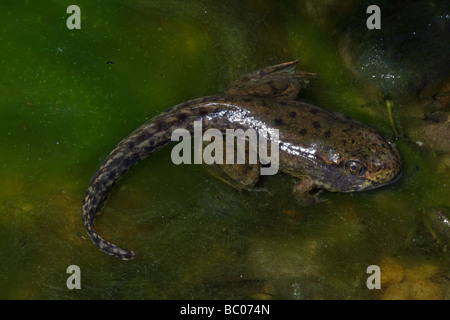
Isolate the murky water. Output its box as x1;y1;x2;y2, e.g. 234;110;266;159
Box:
0;0;449;299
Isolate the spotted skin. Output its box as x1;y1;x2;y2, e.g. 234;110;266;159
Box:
83;62;402;260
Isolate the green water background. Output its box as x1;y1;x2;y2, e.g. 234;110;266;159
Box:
0;0;449;299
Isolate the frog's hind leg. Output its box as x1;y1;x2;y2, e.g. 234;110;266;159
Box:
204;162;261;190
202;138;261;190
226;61;319;100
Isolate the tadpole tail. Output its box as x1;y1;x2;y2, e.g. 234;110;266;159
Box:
81;121;174;260
83;210;138;260
82;95;229;260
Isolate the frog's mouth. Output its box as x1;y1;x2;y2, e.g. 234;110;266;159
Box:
385;169;402;185
365;168;402;190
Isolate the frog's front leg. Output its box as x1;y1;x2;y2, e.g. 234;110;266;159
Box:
292;177;327;205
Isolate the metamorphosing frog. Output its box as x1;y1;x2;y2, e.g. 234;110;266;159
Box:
82;61;402;260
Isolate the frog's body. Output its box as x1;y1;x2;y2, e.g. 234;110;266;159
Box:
82;61;402;260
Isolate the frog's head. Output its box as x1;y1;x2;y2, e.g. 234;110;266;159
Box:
319;126;402;192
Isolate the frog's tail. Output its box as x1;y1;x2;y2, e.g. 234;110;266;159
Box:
81;95;237;260
81;116;175;260
83;207;138;260
82;168;141;260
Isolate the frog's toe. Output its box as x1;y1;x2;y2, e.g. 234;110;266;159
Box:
312;189;328;203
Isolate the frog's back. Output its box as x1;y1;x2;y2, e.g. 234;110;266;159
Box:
252;99;401;192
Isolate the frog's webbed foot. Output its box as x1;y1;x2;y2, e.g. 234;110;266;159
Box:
292;177;328;206
226;60;319;101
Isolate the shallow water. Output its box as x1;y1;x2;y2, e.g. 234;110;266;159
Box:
0;0;449;299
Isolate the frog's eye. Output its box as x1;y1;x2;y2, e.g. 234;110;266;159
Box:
345;160;365;175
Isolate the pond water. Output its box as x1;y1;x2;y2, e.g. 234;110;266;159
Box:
0;0;449;299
